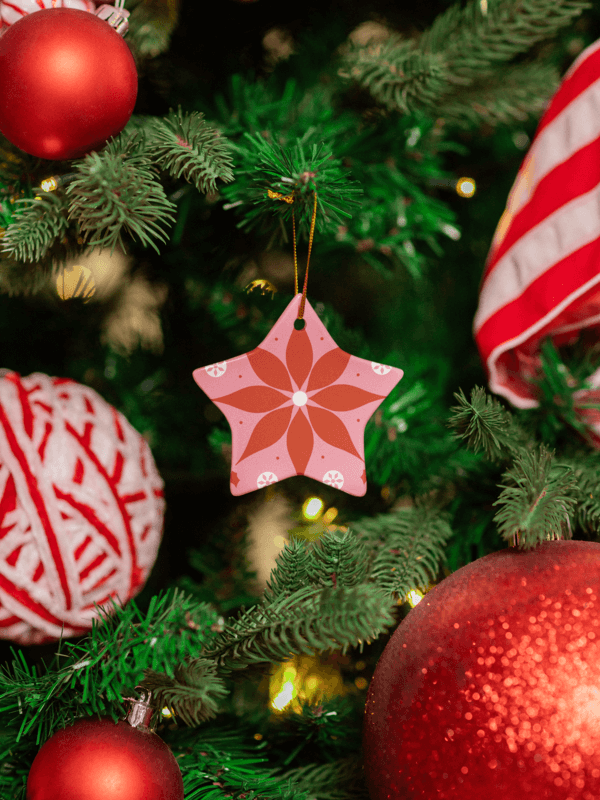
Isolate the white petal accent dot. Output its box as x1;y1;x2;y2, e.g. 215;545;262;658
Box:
205;362;227;377
323;470;344;489
257;472;278;488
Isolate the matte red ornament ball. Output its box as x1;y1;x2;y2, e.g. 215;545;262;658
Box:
26;717;184;800
363;540;600;800
0;8;137;160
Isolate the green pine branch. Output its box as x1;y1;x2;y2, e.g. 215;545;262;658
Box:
0;732;30;800
352;505;452;597
1;110;234;271
0;253;59;296
268;695;363;766
141;658;229;726
562;455;600;533
520;337;600;447
263;530;370;606
306;530;369;589
0;191;69;264
203;585;397;673
0;590;221;745
279;757;368;800
339;0;590;120
364;371;456;489
65;133;177;255
212;75;466;277
448;386;529;461
434;60;562;129
493;445;578;547
145;108;235;194
263;539;312;604
220;136;363;241
168;724;308;800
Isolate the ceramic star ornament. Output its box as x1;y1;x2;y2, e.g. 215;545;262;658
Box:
193;294;403;496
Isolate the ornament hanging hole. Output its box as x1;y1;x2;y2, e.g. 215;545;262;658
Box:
294;318;306;330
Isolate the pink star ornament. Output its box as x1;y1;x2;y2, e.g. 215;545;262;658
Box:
193;294;403;496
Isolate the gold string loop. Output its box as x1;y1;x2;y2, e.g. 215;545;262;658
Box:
268;187;318;321
267;189;294;204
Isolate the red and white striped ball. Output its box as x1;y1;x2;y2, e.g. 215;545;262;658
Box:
0;0;96;34
0;371;164;644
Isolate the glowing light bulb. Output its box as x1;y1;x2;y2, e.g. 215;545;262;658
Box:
40;177;58;192
407;589;424;607
161;707;173;718
303;497;324;520
456;177;476;198
322;507;338;525
271;663;298;711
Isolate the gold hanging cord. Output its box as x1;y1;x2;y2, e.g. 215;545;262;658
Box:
268;188;318;321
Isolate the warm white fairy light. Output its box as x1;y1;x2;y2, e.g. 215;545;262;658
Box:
322;506;338;525
406;588;424;607
302;497;324;520
456;177;476;198
271;663;298;711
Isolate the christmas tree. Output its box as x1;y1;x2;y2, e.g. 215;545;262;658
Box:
1;0;600;797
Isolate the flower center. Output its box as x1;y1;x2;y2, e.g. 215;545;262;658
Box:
292;391;308;406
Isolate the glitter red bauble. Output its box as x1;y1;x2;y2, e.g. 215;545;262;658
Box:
26;717;184;800
363;540;600;800
0;371;164;645
0;8;137;160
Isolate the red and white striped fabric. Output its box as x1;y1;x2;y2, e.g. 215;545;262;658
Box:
474;38;600;438
0;371;164;644
0;0;97;35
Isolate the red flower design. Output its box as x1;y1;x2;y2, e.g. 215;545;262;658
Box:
211;326;385;474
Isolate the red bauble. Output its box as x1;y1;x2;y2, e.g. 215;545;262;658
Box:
363;540;600;800
0;8;137;160
26;717;184;800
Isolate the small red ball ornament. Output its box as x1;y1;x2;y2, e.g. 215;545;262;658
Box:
26;691;184;800
0;6;137;160
363;540;600;800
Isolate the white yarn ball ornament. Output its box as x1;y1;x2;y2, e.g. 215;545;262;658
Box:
0;371;164;645
0;0;97;34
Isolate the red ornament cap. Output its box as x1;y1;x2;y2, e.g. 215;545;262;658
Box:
95;3;130;36
123;686;157;730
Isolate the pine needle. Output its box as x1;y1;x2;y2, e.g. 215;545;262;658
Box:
0;192;69;263
448;386;527;461
146;107;235;194
493;445;578;548
204;585;396;672
340;0;591;123
352;504;452;597
65;133;177;255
